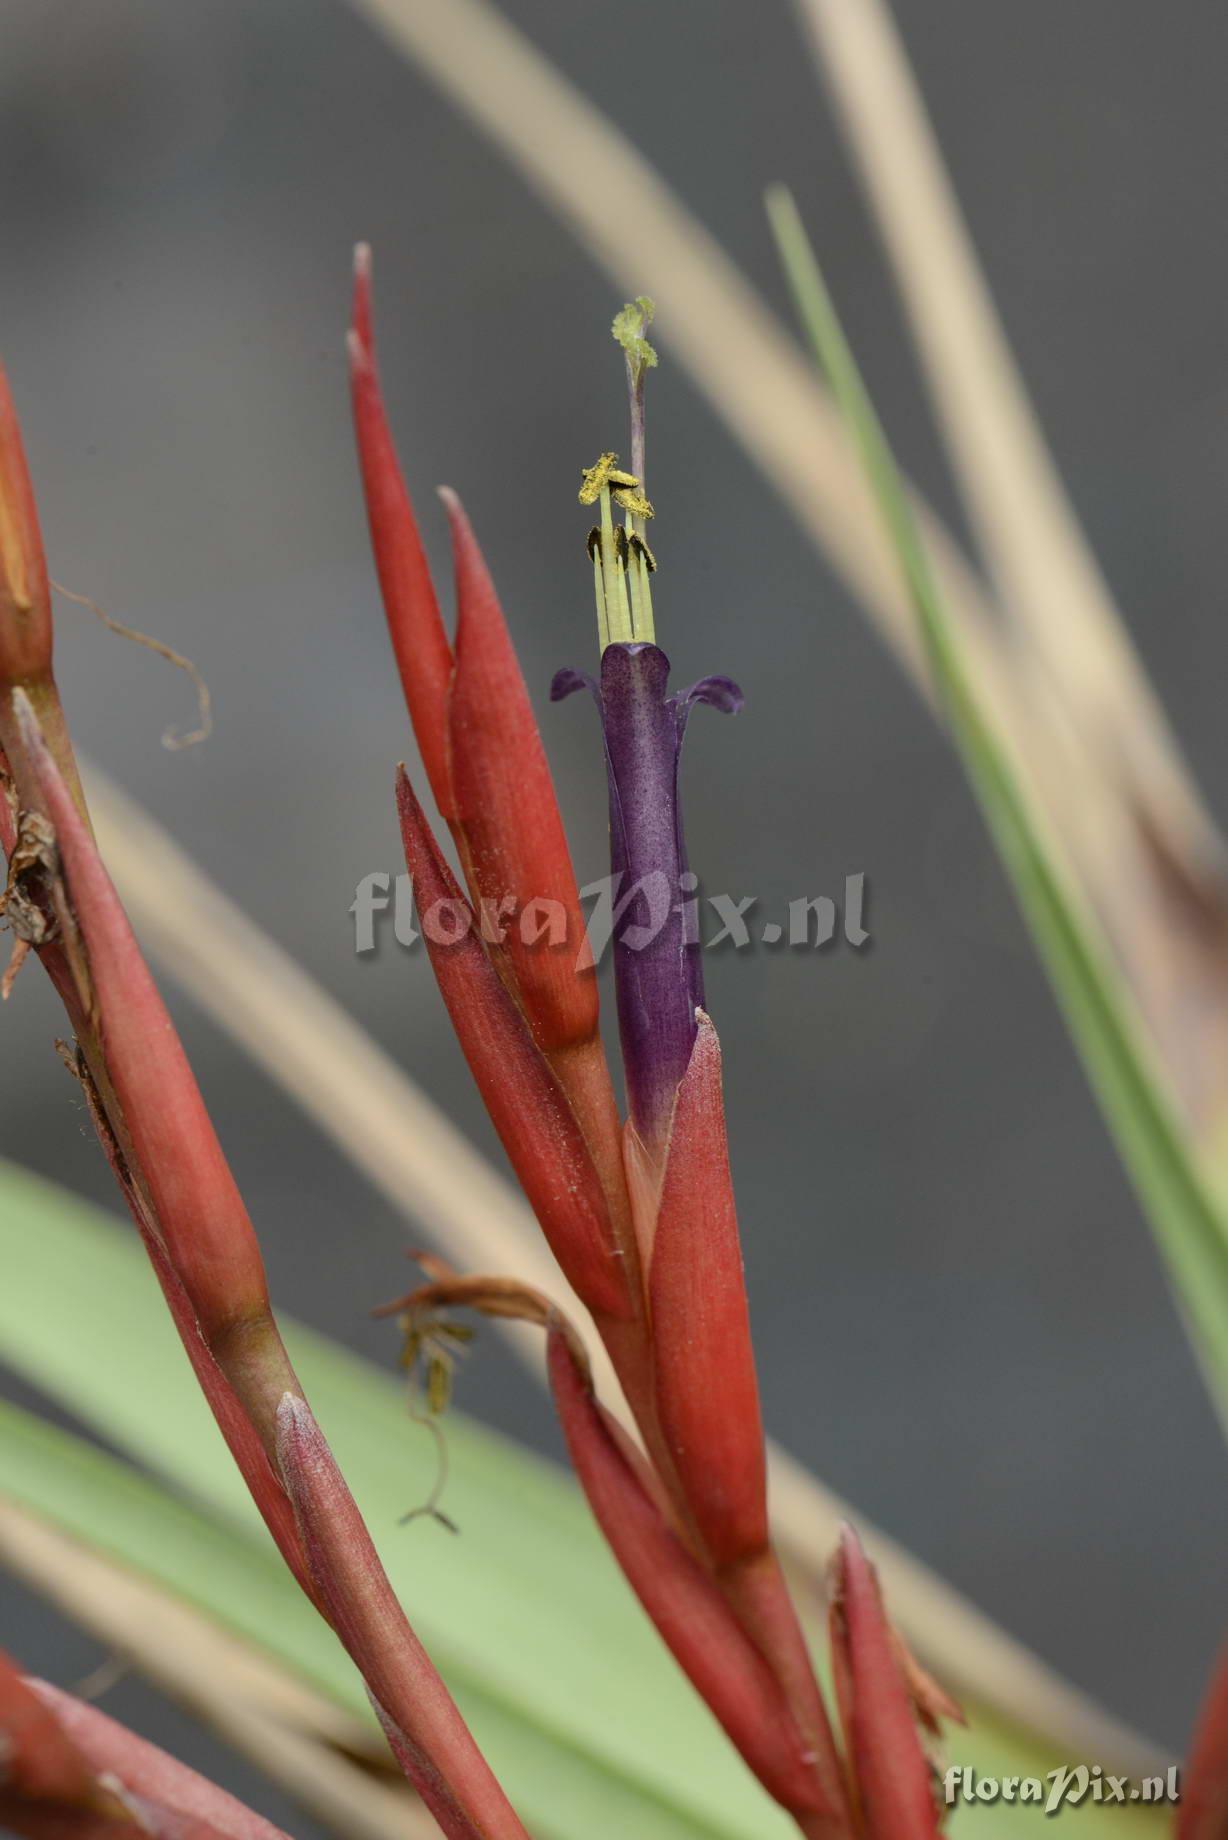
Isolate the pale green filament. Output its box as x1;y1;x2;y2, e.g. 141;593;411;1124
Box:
634;541;654;633
625;505;647;637
582;470;655;649
596;484;642;645
592;544;610;651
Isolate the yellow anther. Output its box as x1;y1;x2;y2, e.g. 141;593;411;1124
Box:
613;485;653;520
580;453;647;506
579;452;619;504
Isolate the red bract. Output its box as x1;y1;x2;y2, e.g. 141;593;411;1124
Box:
14;693;295;1447
443;485;598;1055
350;255;596;1051
829;1528;941;1840
29;1685;292;1840
0;364;83;823
397;766;630;1323
348;247;454;818
643;1015;853;1816
0;1651;110;1815
545;1327;830;1820
1179;1642;1228;1840
276;1394;530;1840
0;363;52;690
648;1011;767;1570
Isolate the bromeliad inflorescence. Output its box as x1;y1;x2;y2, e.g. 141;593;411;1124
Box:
354;256;959;1838
0;256;959;1840
11;249;1228;1840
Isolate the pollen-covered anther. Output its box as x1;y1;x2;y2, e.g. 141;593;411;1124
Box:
579;452;618;504
579;452;642;505
613;485;654;520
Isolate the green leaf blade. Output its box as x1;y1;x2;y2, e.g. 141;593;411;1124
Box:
766;184;1228;1428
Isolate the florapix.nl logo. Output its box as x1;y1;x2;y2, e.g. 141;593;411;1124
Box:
943;1765;1181;1815
350;870;871;962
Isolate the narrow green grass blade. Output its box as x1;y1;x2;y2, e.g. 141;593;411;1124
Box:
0;1160;1167;1837
766;184;1228;1427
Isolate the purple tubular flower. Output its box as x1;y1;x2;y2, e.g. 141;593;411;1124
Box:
552;641;741;1144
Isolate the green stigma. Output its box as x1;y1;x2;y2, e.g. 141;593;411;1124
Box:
580;299;659;650
612;296;657;384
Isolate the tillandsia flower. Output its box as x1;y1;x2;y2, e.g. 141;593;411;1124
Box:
0;367;529;1840
551;310;742;1150
555;303;844;1780
363;280;960;1837
350;249;652;1401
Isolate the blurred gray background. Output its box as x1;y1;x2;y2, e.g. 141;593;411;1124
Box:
2;0;1227;1821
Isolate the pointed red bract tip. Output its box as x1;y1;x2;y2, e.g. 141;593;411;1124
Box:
648;1012;768;1568
351;243;374;348
0;362;53;689
441;486;598;1054
0;1650;103;1811
545;1330;829;1819
348;254;455;817
830;1527;941;1840
16;696;272;1345
396;766;628;1321
29;1679;293;1840
1179;1641;1228;1840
